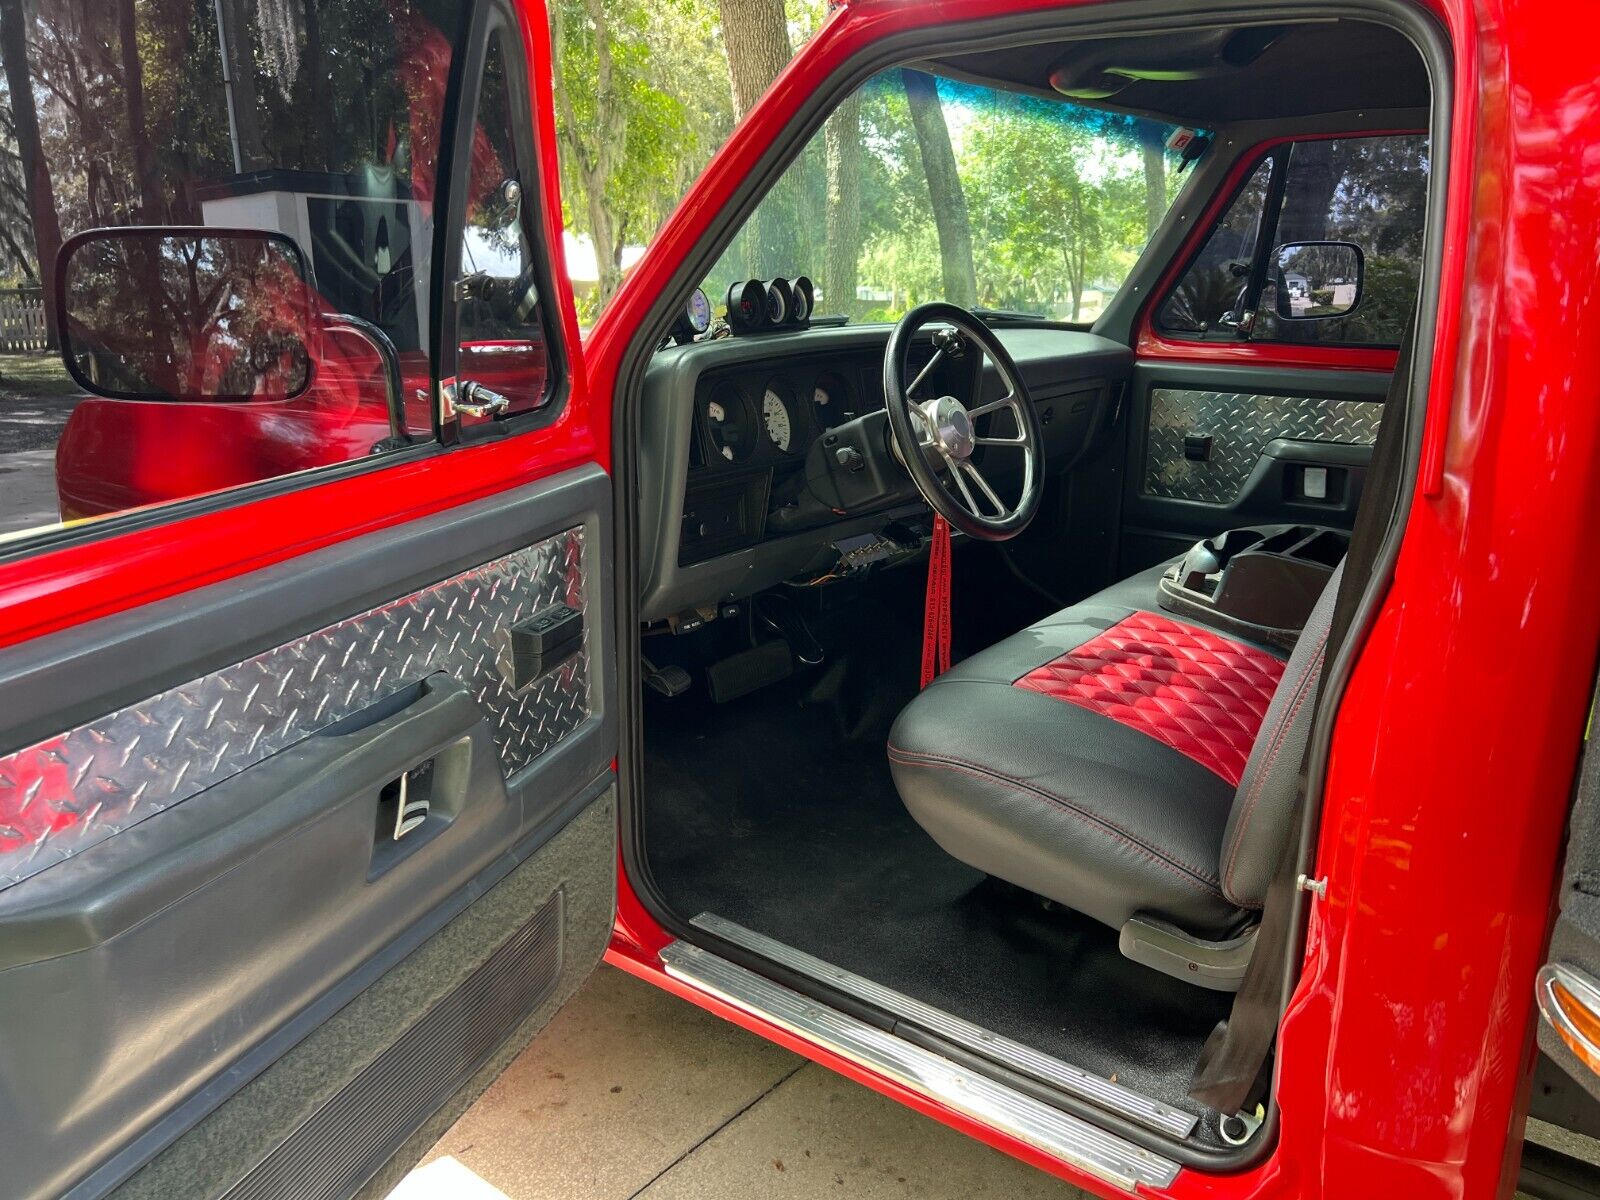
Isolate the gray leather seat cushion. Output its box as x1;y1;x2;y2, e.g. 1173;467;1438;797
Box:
889;559;1294;939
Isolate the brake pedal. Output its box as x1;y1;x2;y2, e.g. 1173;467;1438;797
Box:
705;640;792;704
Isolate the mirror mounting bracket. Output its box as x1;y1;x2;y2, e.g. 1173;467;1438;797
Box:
323;313;410;450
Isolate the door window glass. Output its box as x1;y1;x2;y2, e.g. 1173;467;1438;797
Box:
1156;134;1429;346
1256;136;1429;344
1155;159;1273;335
0;0;469;543
454;30;550;419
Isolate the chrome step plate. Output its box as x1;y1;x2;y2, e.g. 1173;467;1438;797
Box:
691;911;1199;1140
660;940;1181;1192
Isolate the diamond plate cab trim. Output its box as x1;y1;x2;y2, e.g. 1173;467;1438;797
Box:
0;530;590;889
1144;388;1382;504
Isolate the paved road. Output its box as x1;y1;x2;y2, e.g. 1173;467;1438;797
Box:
0;385;81;537
392;965;1091;1200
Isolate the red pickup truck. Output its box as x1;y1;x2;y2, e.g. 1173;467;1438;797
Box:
0;1;1596;1199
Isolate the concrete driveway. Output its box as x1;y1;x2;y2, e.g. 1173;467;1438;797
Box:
392;965;1091;1200
0;352;83;537
389;960;1589;1200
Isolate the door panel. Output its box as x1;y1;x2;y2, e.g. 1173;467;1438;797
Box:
1119;361;1390;571
0;470;616;1200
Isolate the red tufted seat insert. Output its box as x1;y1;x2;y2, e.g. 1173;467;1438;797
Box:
1013;611;1286;786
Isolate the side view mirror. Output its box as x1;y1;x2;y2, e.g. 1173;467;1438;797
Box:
56;226;315;402
1271;240;1364;320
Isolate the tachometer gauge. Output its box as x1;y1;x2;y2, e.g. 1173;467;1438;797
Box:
703;387;752;462
762;387;793;452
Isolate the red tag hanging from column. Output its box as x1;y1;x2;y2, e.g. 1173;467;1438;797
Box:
920;515;953;688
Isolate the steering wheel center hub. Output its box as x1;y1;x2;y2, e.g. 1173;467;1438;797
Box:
923;396;975;461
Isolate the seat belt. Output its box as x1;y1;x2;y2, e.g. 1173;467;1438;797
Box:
1190;324;1417;1114
921;515;954;688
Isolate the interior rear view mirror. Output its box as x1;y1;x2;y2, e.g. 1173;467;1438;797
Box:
56;226;315;402
1271;240;1365;320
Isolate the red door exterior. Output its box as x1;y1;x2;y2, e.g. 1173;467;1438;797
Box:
594;2;1600;1198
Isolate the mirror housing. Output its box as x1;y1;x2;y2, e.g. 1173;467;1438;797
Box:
1271;240;1365;320
56;226;315;403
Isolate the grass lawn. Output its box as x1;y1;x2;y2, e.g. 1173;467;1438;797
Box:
0;351;78;401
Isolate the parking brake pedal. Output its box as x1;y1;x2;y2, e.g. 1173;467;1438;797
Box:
642;656;692;698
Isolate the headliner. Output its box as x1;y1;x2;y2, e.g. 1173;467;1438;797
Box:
929;20;1429;128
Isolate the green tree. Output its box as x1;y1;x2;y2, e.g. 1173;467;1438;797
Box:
552;0;734;315
961;93;1147;319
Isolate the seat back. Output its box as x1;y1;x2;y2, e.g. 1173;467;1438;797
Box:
1217;561;1344;908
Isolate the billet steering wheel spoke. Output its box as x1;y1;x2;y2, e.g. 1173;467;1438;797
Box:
906;348;946;399
959;461;1009;519
966;392;1019;421
946;460;983;515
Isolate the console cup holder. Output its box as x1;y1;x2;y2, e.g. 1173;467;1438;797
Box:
1158;524;1349;648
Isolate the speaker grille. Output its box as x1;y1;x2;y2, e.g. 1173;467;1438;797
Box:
224;891;564;1200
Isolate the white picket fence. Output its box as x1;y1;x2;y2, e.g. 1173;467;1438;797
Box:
0;288;49;352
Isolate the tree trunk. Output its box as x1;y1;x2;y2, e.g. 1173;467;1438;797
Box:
302;0;330;172
214;0;267;171
584;172;622;302
717;0;790;120
1141;131;1166;237
823;92;861;318
0;0;62;344
116;0;162;222
717;0;792;277
901;69;975;307
1069;184;1085;319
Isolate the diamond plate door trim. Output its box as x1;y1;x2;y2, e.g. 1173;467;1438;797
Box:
1143;388;1382;504
0;528;590;890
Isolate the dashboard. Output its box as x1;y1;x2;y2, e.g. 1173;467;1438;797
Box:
680;344;973;562
638;324;1134;623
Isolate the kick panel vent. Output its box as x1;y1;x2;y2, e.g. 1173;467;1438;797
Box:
223;891;564;1200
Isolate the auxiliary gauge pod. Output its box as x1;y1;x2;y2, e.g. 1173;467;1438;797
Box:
725;276;814;334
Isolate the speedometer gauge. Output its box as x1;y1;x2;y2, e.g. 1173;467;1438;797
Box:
762;387;793;452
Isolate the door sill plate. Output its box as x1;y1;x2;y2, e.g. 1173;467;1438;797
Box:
691;911;1199;1140
660;940;1181;1191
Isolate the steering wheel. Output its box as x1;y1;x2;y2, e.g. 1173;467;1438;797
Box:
883;302;1045;541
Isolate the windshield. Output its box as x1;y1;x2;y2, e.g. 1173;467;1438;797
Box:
697;69;1197;326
